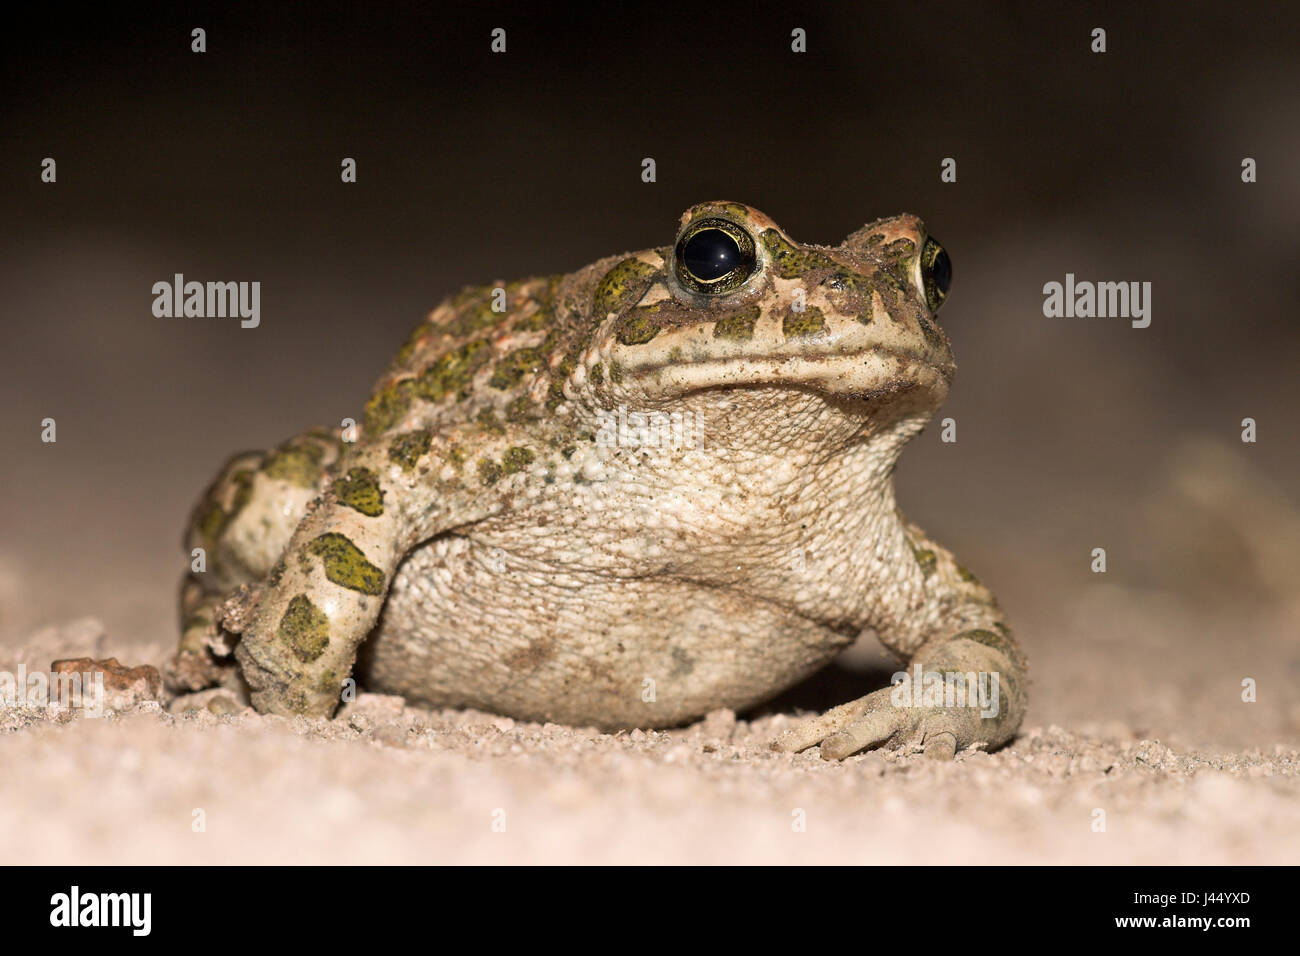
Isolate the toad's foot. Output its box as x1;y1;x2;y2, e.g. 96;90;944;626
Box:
165;581;256;693
773;629;1026;761
773;685;977;760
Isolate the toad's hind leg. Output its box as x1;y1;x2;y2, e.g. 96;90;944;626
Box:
165;429;345;693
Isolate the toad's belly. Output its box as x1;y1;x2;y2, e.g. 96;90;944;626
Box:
355;535;851;729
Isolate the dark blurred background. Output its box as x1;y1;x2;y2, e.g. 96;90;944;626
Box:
2;1;1296;746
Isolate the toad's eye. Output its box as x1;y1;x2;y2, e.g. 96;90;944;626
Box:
674;218;757;295
920;237;952;312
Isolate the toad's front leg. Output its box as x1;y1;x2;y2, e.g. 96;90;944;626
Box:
775;524;1027;761
232;424;525;716
232;466;406;716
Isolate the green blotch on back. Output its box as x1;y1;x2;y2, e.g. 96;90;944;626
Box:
445;287;506;338
593;258;658;317
956;564;982;586
364;379;417;434
387;430;433;472
505;395;537;423
264;442;326;488
333;466;384;516
761;229;837;278
502;445;535;474
278;594;330;663
475;407;506;435
306;533;385;596
590;362;604;384
713;305;760;341
490;345;547;390
514;310;550;333
417;339;491;401
782;306;827;339
477;458;503;486
911;544;938;578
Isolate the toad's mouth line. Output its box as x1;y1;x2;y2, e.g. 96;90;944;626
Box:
623;347;955;392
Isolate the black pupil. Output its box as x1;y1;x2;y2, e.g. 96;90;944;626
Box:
930;248;952;295
683;229;742;281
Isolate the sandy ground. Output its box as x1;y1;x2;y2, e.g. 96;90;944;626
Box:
3;588;1297;865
